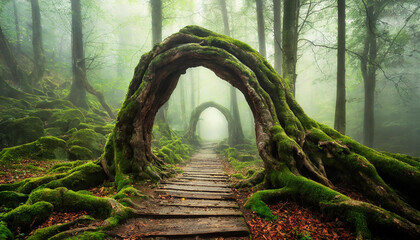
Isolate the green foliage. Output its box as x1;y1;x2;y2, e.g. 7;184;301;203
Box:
0;136;67;163
65;231;108;240
0;221;12;240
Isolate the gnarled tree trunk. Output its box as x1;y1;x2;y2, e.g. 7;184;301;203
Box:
102;26;419;239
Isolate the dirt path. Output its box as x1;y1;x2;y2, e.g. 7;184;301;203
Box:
111;143;249;239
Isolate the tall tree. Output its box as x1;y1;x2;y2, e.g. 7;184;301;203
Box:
179;79;187;131
0;25;31;92
256;0;266;58
29;0;45;86
67;0;115;118
67;0;89;109
273;0;282;74
334;0;346;134
219;0;245;144
12;0;20;52
282;0;299;95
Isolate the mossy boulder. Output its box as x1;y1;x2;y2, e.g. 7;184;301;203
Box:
48;109;85;133
225;147;238;159
93;124;114;135
43;162;107;191
67;129;106;158
68;145;93;160
1;201;53;232
32;109;55;122
0;117;45;149
0;191;28;208
35;99;74;110
0;96;31;110
0;136;67;163
28;187;112;218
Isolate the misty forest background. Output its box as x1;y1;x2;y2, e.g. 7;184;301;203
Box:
0;0;419;156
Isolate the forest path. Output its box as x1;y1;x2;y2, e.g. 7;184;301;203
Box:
111;143;249;239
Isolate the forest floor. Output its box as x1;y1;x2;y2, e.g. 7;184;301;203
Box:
224;158;357;240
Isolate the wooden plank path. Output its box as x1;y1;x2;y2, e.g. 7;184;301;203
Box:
112;144;249;239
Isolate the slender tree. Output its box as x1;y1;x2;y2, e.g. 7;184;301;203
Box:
29;0;45;86
219;0;245;144
67;0;89;109
282;0;299;95
273;0;282;74
256;0;266;58
0;25;31;92
334;0;346;134
12;0;20;52
179;79;187;131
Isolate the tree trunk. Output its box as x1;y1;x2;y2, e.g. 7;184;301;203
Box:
256;0;266;58
0;25;31;92
282;0;299;95
219;0;245;144
29;0;45;86
67;0;89;109
13;0;21;52
334;0;346;134
361;4;377;148
180;79;187;131
273;0;282;74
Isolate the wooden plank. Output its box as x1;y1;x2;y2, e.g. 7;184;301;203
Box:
162;180;230;187
182;174;228;179
159;184;232;193
116;217;249;238
158;199;238;208
134;206;242;217
177;176;229;182
156;189;234;200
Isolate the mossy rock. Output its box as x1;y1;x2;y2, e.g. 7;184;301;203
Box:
0;117;45;149
77;123;95;130
67;129;106;158
0;191;28;208
65;231;108;240
45;127;64;136
93;124;114;135
31;109;55;122
238;154;255;162
35;99;75;109
47;160;86;173
0;136;67;163
0;96;31;110
225;147;238;159
85;112;106;126
1;201;53;232
28;187;112;218
44;162;107;191
48;109;85;132
68;145;93;160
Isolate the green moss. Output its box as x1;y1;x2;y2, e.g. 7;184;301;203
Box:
68;145;94;160
27;215;94;240
65;231;108;240
231;173;245;179
0;136;67;163
31;109;55;122
237;154;254;162
0;191;28;208
102;206;133;229
1;201;53;232
35;99;74;109
0;117;45;148
48;160;86;173
28;187;112;218
44;162;107;191
48;109;85;132
67;129;106;158
113;186;145;200
225;147;238;159
0;221;12;240
94;124;114;135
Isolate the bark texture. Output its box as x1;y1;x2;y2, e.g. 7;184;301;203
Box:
273;0;282;74
184;101;244;146
103;26;420;239
256;0;266;58
334;0;346;134
29;0;45;86
282;0;299;95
